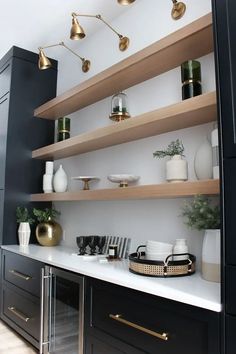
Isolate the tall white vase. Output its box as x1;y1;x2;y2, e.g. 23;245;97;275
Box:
166;155;188;183
18;222;31;246
202;229;221;283
194;137;213;180
53;165;68;192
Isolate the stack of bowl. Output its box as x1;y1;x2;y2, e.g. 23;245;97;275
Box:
145;240;173;262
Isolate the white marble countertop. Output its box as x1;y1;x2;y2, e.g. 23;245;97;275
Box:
1;245;221;312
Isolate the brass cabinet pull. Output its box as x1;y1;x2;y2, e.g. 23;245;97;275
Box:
109;314;168;341
9;269;32;281
8;306;30;323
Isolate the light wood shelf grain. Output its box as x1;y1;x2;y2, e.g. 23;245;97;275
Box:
31;180;219;202
34;13;213;120
32;91;217;160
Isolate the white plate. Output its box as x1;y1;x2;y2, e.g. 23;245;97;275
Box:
107;174;140;183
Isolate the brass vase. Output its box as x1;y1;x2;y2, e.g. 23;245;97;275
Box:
36;218;62;246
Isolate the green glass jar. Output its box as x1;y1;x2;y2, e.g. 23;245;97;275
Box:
57;117;70;142
181;60;202;100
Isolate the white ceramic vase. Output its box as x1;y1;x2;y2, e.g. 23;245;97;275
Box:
211;126;219;179
18;222;31;246
194;137;213;180
202;229;221;283
166;155;188;183
43;161;54;193
53;165;68;192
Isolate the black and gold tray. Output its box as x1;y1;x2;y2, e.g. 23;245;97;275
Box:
129;246;196;278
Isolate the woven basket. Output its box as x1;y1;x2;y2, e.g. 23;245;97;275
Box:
129;248;196;278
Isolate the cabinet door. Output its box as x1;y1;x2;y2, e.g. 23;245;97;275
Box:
0;190;4;245
0;62;11;99
0;94;9;189
86;335;145;354
213;0;236;157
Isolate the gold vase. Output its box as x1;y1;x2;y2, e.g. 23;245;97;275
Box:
36;219;62;246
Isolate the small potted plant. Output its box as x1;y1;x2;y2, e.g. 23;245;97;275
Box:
33;208;62;246
153;139;188;182
181;195;220;282
16;207;34;246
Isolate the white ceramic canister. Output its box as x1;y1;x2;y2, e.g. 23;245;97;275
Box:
173;239;189;261
43;161;54;193
166;155;188;183
202;229;221;283
53;165;68;192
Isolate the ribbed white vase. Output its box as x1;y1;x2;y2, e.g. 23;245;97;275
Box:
53;165;68;192
18;222;31;246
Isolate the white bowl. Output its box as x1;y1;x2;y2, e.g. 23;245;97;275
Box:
146;241;173;253
145;252;172;261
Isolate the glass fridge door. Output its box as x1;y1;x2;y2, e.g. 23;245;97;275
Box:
45;266;84;354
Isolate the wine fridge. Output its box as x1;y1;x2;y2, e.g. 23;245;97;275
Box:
40;266;84;354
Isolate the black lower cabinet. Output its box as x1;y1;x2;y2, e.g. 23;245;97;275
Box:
85;278;221;354
1;250;43;349
225;315;236;354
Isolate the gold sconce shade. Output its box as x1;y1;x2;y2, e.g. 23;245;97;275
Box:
70;17;86;40
38;49;52;70
171;1;186;20
117;0;136;4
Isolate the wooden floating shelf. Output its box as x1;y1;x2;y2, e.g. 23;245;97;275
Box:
32;92;217;160
34;13;213;120
31;180;219;202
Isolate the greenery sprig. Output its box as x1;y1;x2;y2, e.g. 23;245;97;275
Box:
16;207;34;224
153;139;185;159
181;195;220;231
33;208;60;223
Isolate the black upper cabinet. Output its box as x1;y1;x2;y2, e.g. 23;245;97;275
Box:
213;0;236;157
0;46;57;245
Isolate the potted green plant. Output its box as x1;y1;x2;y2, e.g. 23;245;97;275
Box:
16;207;34;246
181;195;220;282
33;208;62;246
153;139;188;182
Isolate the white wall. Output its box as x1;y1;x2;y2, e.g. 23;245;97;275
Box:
52;0;216;268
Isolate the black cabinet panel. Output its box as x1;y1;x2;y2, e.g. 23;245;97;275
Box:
213;0;236;157
0;190;4;243
0;63;11;99
225;266;236;314
223;159;236;264
2;284;40;341
0;95;9;189
3;250;43;297
86;335;145;354
225;315;236;354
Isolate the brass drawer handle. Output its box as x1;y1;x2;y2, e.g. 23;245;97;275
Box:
9;269;32;281
109;314;168;341
8;306;30;323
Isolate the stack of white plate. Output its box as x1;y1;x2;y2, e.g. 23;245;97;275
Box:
145;240;173;261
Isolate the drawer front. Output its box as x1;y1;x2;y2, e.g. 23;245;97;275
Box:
3;251;43;297
2;285;40;341
0;63;11;99
88;280;211;354
226;314;236;354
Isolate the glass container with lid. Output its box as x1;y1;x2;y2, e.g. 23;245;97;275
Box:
109;92;131;122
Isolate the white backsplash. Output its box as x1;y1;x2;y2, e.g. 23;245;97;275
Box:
50;0;216;270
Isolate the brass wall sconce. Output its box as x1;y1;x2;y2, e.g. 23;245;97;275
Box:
38;41;91;72
117;0;136;4
70;13;130;51
171;0;186;20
